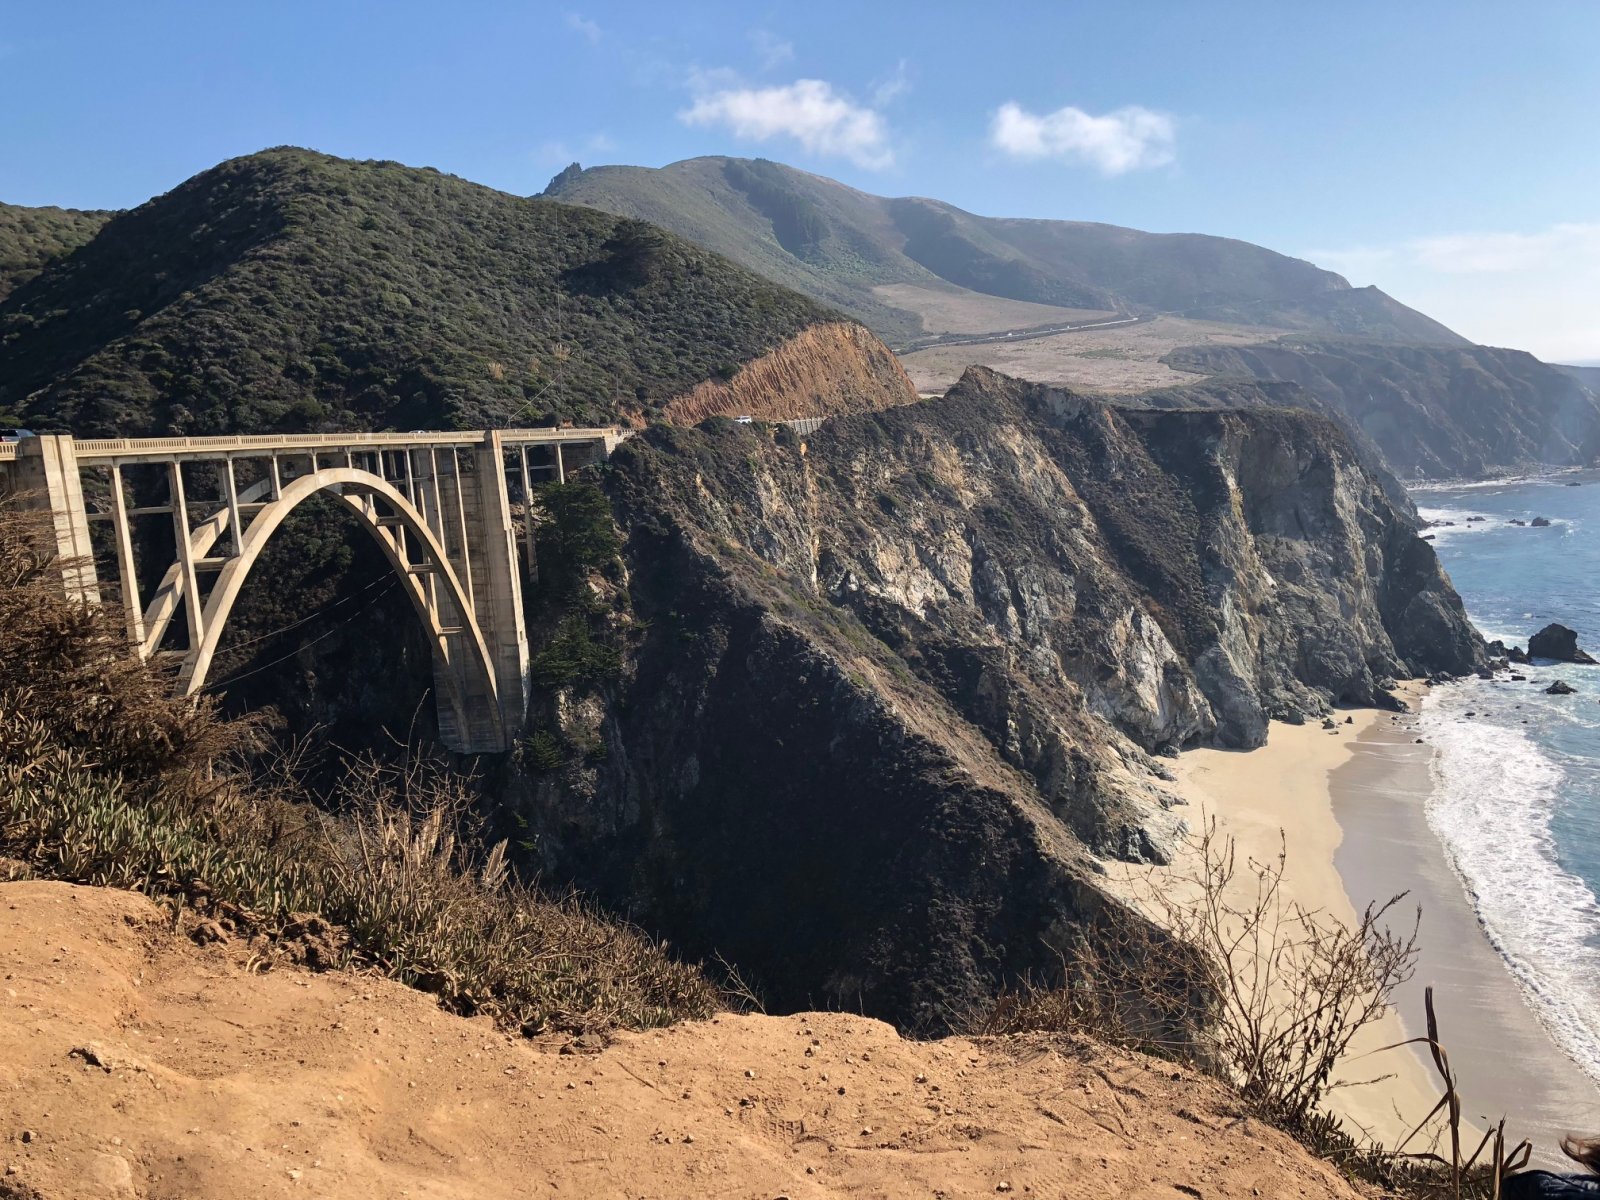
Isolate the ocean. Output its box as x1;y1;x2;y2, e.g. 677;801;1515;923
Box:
1416;470;1600;1087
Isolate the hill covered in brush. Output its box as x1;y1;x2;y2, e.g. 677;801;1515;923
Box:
0;201;112;303
0;148;877;437
543;156;1466;348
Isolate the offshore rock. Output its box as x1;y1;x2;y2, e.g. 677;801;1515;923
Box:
1529;623;1597;664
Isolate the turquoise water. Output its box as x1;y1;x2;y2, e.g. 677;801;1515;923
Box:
1416;470;1600;1084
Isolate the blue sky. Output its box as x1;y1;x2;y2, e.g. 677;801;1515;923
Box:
3;1;1597;360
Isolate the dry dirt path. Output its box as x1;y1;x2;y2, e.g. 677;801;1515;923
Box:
0;882;1363;1199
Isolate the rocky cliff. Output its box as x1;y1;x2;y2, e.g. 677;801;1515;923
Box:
508;368;1482;1032
1165;338;1600;479
657;320;918;425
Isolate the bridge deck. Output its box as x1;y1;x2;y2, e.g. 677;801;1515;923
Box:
0;426;626;466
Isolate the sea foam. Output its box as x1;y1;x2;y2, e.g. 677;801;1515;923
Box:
1421;685;1600;1086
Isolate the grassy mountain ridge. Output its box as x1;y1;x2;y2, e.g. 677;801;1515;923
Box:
543;156;1467;347
0;148;840;436
0;201;113;303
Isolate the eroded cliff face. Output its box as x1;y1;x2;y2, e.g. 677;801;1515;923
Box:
657;320;918;425
506;367;1482;1032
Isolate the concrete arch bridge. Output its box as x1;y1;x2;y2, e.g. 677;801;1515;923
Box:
1;428;627;753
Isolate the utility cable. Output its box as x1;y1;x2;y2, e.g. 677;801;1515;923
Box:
203;577;400;692
205;570;393;659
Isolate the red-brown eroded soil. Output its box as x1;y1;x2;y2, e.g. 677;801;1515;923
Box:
0;882;1364;1199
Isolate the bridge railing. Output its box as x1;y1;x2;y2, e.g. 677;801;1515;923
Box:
60;426;626;462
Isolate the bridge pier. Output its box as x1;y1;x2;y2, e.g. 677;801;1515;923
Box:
471;432;532;744
14;434;100;605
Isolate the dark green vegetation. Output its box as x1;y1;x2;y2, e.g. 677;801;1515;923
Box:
0;147;835;436
1166;338;1600;479
0;497;716;1034
544;155;1465;347
0;201;112;303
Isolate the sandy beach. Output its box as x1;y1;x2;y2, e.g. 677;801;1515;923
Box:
1337;700;1600;1164
1124;688;1600;1163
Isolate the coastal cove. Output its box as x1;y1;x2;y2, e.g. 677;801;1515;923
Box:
1335;711;1600;1164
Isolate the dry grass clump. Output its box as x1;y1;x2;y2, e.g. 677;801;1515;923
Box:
973;821;1418;1125
1150;821;1422;1128
0;494;715;1034
969;903;1217;1064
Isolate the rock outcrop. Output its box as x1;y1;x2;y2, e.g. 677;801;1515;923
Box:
656;320;918;426
1529;622;1597;664
509;367;1483;1032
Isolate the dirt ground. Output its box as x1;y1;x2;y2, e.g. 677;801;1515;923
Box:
897;315;1280;394
0;881;1366;1199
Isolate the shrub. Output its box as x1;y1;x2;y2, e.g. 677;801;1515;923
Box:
973;820;1419;1125
530;615;621;688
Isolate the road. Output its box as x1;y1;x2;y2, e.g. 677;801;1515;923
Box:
893;313;1149;354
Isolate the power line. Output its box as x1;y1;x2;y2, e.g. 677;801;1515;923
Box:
204;577;399;692
208;570;394;659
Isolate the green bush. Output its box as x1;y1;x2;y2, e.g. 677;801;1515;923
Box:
531;615;622;688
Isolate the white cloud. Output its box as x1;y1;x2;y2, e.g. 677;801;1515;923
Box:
1411;225;1600;275
680;78;894;169
534;131;616;168
564;12;601;43
536;140;575;168
990;101;1175;175
872;59;911;106
749;30;794;71
1307;223;1600;362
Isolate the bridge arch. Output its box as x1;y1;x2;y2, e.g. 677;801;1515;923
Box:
175;466;500;744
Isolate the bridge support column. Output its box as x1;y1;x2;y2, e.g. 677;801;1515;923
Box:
468;432;531;744
16;434;99;604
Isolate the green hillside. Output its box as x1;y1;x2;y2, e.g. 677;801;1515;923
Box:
0;201;113;303
543;156;1466;348
0;148;836;436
